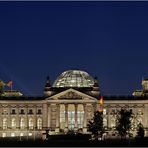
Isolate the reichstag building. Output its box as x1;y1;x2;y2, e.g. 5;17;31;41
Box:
0;69;148;139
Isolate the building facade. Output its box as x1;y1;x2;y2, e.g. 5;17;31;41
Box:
0;70;148;139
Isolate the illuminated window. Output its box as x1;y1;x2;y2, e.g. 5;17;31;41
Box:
20;118;25;129
77;111;84;128
3;118;7;129
28;133;32;136
29;118;34;129
2;133;6;137
103;118;107;128
11;109;16;114
111;117;116;128
37;118;42;129
20;133;24;136
68;105;75;129
53;70;95;88
68;111;75;129
11;118;16;129
11;133;15;137
103;109;106;115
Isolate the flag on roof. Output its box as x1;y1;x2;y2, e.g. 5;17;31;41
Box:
7;80;13;87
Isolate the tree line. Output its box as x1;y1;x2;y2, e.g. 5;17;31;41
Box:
88;109;145;140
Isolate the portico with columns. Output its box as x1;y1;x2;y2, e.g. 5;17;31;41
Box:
46;88;98;133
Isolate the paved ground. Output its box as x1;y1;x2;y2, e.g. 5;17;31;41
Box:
0;138;148;147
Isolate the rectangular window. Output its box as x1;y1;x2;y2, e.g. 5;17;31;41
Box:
11;109;16;114
37;109;42;114
20;109;25;114
103;109;106;115
28;109;33;114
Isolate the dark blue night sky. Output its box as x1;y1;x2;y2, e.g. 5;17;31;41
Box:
0;1;148;96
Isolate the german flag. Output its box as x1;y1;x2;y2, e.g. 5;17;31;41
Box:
99;96;103;112
100;96;103;105
7;80;13;87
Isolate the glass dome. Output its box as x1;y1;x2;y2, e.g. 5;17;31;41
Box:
52;70;95;88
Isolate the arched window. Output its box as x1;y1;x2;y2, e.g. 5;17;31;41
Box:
37;118;42;129
20;118;25;129
3;118;7;129
11;118;16;129
29;118;33;129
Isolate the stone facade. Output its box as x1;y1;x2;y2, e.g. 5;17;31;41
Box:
0;70;148;139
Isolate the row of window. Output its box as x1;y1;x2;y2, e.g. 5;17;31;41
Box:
60;111;84;129
2;117;42;130
2;132;34;138
2;109;42;115
103;109;143;115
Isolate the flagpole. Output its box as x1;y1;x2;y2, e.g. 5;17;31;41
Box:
10;84;12;91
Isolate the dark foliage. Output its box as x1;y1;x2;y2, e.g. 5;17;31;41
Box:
116;109;133;139
87;111;104;140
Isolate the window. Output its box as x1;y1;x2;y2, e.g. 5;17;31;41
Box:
111;117;116;128
37;109;42;114
11;133;15;137
28;109;33;114
11;118;16;129
11;109;16;114
37;118;42;129
20;133;24;137
103;109;106;115
20;109;25;114
103;118;107;128
20;118;25;129
77;111;84;128
29;118;34;129
2;133;6;138
3;118;7;129
68;111;75;129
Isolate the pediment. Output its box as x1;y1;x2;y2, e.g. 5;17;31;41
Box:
48;88;96;101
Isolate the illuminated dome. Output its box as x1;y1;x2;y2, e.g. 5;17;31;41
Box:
52;70;95;88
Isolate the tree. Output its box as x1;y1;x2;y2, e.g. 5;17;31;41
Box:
116;109;133;139
137;122;145;139
0;80;5;95
88;111;104;140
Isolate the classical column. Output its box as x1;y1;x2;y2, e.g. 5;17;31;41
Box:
74;104;78;130
83;104;87;133
55;104;60;132
65;104;68;131
42;103;48;130
16;106;19;130
48;104;51;129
